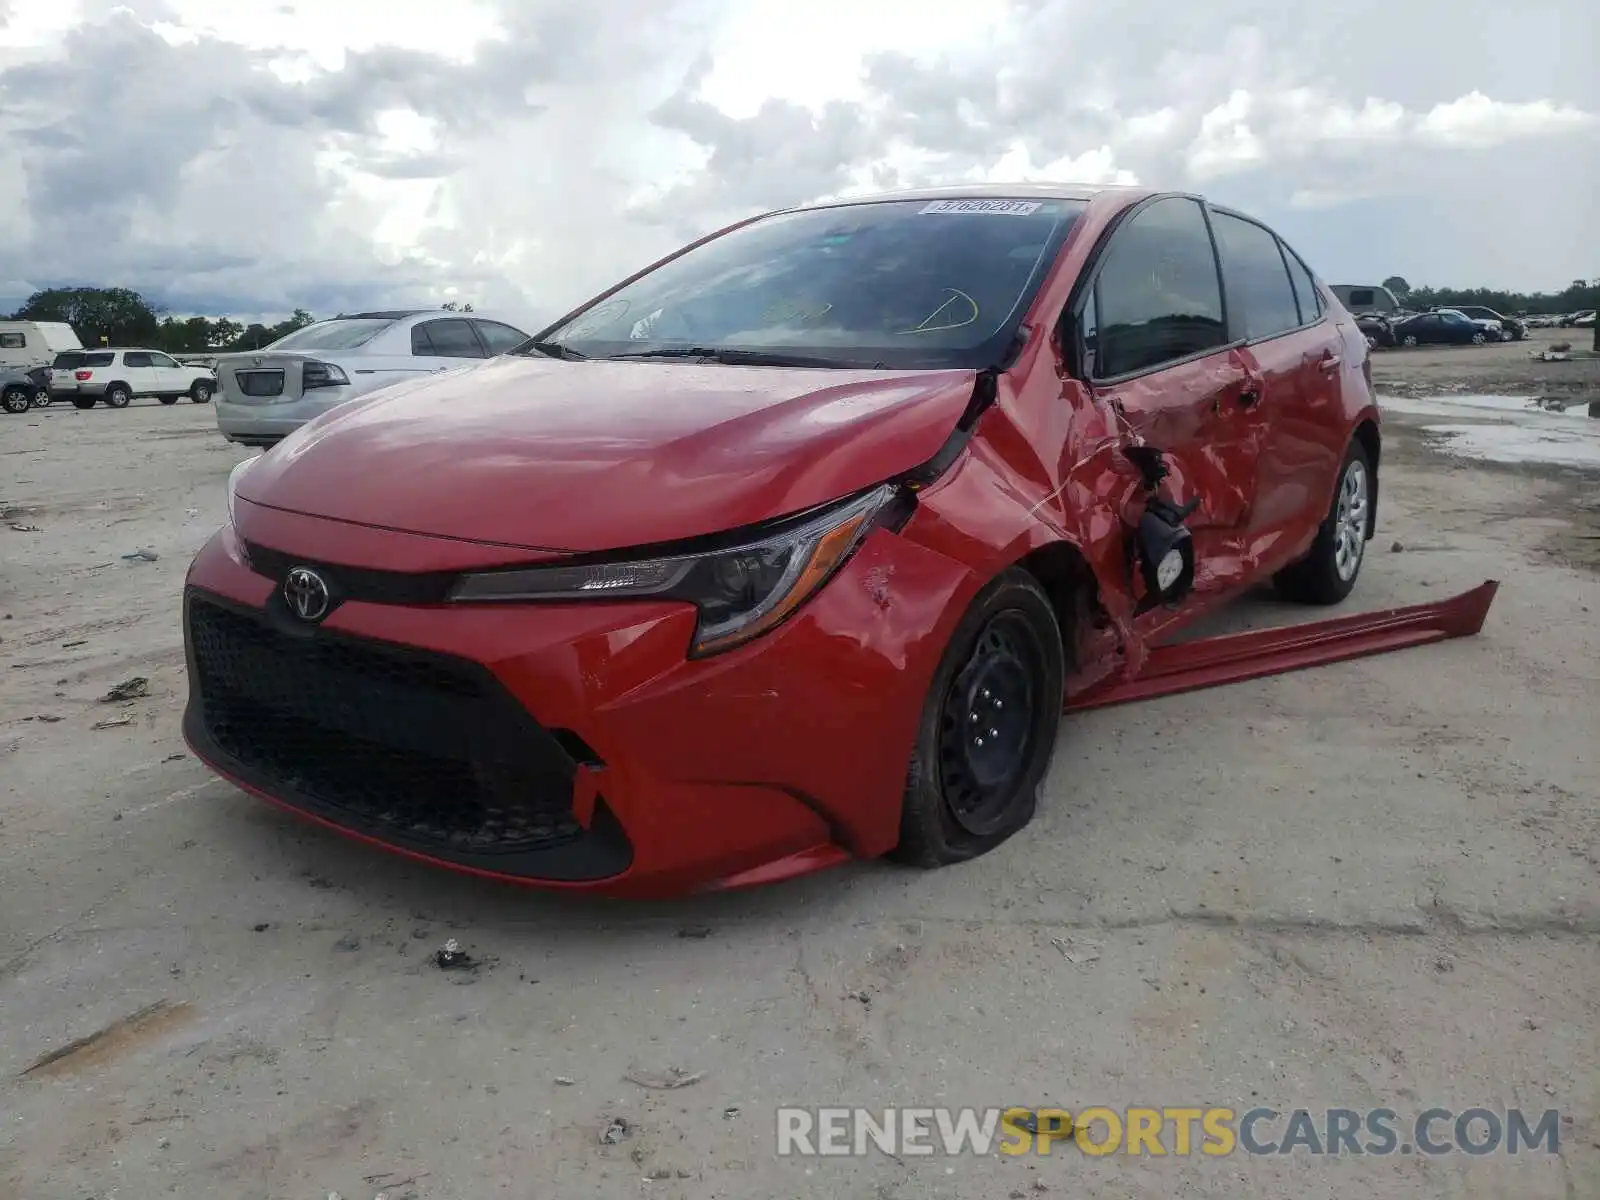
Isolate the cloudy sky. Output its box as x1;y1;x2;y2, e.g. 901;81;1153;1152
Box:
0;0;1595;327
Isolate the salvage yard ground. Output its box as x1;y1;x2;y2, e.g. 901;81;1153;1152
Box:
2;331;1597;1199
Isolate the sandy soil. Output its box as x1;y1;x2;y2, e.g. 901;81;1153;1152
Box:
1;357;1597;1199
1371;326;1600;400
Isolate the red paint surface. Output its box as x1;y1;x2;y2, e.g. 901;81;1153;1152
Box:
185;186;1427;898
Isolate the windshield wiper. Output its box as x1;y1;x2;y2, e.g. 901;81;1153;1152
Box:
517;340;588;361
606;346;873;369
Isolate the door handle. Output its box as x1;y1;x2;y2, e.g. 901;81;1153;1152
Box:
1319;352;1342;372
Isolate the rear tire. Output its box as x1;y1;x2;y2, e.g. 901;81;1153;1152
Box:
72;397;97;410
2;386;30;414
104;384;132;408
1401;334;1418;347
892;568;1064;868
190;381;213;403
1274;440;1372;606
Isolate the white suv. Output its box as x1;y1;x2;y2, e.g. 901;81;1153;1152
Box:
51;348;217;409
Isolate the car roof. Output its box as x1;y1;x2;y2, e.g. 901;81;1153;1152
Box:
788;181;1149;212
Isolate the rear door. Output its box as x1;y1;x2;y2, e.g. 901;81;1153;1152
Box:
120;352;159;395
471;319;530;355
410;318;489;366
1081;195;1260;549
1208;209;1342;541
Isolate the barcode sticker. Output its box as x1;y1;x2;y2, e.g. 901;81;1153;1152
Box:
919;199;1043;216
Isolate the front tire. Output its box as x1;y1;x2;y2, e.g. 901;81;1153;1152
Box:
892;568;1064;868
1401;334;1418;348
1274;440;1372;605
1471;332;1486;345
2;386;31;414
190;381;213;403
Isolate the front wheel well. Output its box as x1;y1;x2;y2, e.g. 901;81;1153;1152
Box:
1011;540;1103;671
1352;419;1380;538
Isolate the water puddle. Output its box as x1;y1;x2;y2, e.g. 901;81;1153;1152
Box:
1378;393;1600;469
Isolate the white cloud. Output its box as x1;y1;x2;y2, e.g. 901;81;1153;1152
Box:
1416;90;1597;147
0;0;1596;316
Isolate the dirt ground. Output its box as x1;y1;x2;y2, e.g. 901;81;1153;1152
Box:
1;347;1597;1199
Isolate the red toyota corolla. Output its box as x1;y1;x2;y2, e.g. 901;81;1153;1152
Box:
183;184;1380;897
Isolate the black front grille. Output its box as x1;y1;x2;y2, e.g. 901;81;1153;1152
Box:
186;593;584;854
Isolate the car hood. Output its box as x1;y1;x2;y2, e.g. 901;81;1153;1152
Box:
235;354;979;553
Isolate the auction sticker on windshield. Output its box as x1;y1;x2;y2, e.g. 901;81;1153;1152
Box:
920;199;1042;216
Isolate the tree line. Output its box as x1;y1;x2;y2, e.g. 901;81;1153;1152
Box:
1379;276;1599;315
4;287;475;355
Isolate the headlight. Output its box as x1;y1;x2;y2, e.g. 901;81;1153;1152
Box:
448;484;902;657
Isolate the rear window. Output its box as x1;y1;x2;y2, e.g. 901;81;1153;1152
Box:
267;318;397;352
53;351;86;369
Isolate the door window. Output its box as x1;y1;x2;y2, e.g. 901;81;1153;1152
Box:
1088;197;1226;380
149;352;180;368
472;320;530;354
1280;246;1323;326
411;319;486;358
123;352;152;368
1211;211;1302;341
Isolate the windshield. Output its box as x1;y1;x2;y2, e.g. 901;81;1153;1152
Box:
536;197;1089;369
267;318;397;352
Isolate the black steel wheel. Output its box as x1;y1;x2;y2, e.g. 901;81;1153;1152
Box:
893;568;1064;867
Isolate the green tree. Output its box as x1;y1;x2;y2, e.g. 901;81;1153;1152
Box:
1381;276;1410;298
10;286;160;346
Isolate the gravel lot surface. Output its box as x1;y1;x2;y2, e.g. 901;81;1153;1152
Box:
2;346;1596;1199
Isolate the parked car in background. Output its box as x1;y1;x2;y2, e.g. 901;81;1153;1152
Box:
1355;313;1395;349
1558;310;1595;327
1330;284;1404;316
1438;305;1526;340
50;348;217;408
1436;308;1503;341
1574;311;1596;329
0;320;82;375
183;184;1382;896
1390;309;1493;347
1;364;50;414
210;309;533;447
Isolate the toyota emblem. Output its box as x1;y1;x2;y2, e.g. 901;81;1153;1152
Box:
283;566;331;622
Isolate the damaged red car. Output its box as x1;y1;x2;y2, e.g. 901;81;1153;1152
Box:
183;184;1383;898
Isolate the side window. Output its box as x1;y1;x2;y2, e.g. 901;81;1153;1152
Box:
0;332;25;349
150;352;179;368
1090;197;1226;380
472;320;529;355
1211;212;1301;341
1280;246;1322;325
411;319;485;358
1348;289;1375;307
123;352;152;368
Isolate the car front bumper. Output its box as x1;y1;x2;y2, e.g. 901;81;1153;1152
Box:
181;503;977;897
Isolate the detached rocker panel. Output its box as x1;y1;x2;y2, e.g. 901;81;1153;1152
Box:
1066;580;1500;713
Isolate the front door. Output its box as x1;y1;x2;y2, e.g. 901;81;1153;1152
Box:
147;351;184;395
1078;195;1261;564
